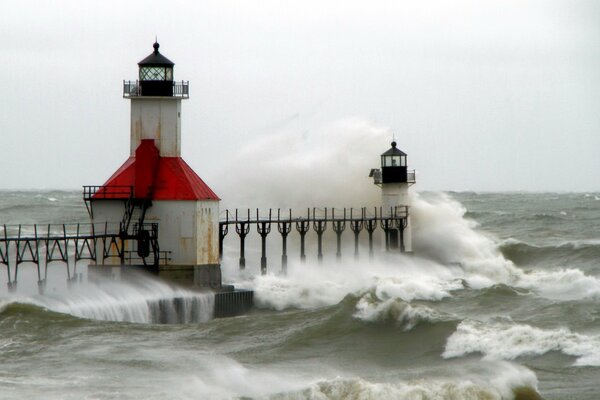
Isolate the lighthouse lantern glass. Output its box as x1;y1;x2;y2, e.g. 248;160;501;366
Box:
140;66;173;81
381;154;407;167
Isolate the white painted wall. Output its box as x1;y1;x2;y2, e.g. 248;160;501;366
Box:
195;200;220;266
141;200;220;266
90;199;220;266
381;183;412;252
130;97;182;156
144;201;195;264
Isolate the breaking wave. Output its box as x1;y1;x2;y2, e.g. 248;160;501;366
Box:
244;191;600;322
273;363;540;400
0;272;214;324
500;238;600;266
444;320;600;367
353;292;448;331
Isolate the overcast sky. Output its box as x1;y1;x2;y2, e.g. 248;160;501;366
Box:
1;0;598;196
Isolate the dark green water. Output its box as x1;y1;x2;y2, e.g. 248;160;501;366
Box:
1;191;599;399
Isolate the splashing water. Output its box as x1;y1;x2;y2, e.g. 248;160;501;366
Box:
1;270;214;324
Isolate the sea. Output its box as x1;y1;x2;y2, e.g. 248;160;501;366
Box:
0;190;599;400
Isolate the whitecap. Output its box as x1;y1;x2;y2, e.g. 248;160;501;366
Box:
443;320;600;366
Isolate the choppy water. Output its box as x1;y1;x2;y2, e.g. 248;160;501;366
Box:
1;190;599;399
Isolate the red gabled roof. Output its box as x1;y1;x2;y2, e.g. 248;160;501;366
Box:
94;155;220;201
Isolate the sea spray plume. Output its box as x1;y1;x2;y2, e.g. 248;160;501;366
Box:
1;270;214;323
217;120;600;304
245;256;462;311
216;118;386;209
411;191;521;288
411;193;600;299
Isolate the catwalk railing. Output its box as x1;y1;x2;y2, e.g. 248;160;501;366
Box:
219;206;409;275
0;222;168;289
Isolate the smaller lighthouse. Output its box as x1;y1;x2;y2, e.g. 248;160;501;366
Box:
370;141;415;252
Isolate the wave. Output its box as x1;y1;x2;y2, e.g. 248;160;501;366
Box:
248;258;460;312
353;292;449;331
0;272;214;324
500;238;600;265
239;192;600;321
443;320;600;367
515;267;600;300
273;363;540;400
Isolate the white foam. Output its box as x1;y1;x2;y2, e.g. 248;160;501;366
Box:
236;190;600;318
516;268;600;301
3;272;214;323
443;320;600;366
353;293;443;331
277;363;538;400
248;256;463;312
160;350;538;400
411;192;600;301
411;192;522;288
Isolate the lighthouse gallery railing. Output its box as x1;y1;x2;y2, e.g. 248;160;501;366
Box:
122;80;189;98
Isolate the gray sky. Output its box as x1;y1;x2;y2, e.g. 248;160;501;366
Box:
1;0;599;195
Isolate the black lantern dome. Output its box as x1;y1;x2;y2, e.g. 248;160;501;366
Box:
380;141;408;183
137;42;175;96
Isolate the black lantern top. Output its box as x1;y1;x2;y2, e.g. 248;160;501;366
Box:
137;42;175;96
380;141;408;183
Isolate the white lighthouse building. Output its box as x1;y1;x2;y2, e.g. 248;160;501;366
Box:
370;141;415;252
86;42;221;286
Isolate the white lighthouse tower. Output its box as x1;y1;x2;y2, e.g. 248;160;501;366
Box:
86;42;221;287
370;141;415;252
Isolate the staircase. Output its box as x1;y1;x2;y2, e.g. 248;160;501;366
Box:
119;194;161;266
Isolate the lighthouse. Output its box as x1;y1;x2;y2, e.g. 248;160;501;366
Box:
370;141;415;252
85;42;221;287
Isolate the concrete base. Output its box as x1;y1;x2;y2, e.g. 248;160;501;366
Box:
214;289;254;318
155;264;222;289
88;264;253;319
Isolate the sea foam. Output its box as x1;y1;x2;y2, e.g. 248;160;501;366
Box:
1;272;214;324
443;320;600;366
277;362;538;400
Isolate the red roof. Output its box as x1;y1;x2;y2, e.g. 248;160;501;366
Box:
95;149;220;201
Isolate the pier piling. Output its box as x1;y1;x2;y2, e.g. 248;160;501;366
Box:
277;209;292;274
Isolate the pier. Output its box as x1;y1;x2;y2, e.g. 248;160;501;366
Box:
0;221;168;289
219;206;409;274
1;204;410;288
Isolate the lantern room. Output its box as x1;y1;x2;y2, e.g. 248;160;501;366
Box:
381;141;408;183
137;42;175;96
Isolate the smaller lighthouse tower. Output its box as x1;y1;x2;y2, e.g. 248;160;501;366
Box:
370;141;415;252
